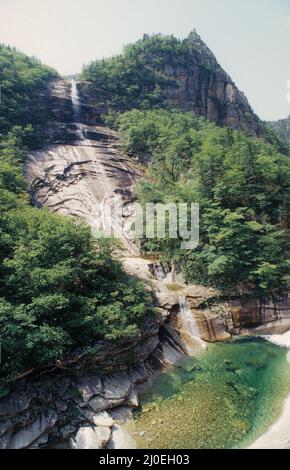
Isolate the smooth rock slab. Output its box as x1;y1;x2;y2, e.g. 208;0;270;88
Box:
107;424;136;449
9;410;58;449
93;411;114;427
94;426;111;447
75;427;101;449
102;373;131;401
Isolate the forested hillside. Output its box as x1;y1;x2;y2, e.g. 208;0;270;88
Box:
112;109;290;294
0;48;152;383
81;32;263;136
0;45;59;135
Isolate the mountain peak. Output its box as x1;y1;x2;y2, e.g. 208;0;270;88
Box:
185;30;221;71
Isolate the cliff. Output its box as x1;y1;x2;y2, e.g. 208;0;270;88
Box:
80;31;263;136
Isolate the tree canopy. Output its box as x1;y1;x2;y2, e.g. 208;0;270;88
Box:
114;109;290;294
0;44;58;135
0;126;152;384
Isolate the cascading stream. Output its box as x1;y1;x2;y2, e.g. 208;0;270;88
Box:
179;296;206;350
71;79;85;140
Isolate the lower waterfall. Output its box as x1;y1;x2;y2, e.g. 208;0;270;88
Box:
179;297;206;350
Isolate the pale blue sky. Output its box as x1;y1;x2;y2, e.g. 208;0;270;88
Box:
0;0;289;120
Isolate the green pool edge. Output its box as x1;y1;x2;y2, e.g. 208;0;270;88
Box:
133;337;290;449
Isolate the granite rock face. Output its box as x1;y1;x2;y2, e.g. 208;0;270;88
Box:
157;32;263;136
186;293;290;342
78;31;263;137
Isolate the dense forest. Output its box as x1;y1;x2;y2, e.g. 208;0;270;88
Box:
0;46;152;383
110;109;290;294
0;45;59;135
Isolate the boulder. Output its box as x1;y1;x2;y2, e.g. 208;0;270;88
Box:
126;388;139;409
110;407;134;424
75;427;101;449
76;376;102;402
9;409;58;449
89;396;109;413
93;411;114;427
102;373;131;402
94;426;111;447
0;392;30;417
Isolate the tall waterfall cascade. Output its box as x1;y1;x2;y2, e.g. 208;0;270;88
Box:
71;79;85;140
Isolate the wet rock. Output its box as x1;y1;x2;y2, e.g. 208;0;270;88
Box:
35;381;54;405
59;423;76;440
56;378;72;398
55;400;68;412
110;407;134;424
0;430;13;449
130;363;148;385
89;396;109;413
28;433;49;448
0;420;13;437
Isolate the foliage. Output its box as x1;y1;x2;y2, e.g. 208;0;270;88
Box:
81;33;218;113
116;109;290;294
0;44;58;135
0;130;152;382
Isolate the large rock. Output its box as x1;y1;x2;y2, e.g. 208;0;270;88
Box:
76;375;102;402
94;426;111;447
230;296;290;329
93;411;114;427
78;31;263;137
102;373;131;402
107;424;136;449
9;410;58;449
89;396;110;413
126;388;139;409
0;392;30;417
75;427;101;449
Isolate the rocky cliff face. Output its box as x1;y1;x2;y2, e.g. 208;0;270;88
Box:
78;31;263;137
267;115;290;144
187;294;290;342
156;32;262;136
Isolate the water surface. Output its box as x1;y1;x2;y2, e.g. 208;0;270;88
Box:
134;338;290;449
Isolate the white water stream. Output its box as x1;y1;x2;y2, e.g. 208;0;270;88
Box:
71;79;85;139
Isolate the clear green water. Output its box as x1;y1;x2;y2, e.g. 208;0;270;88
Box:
134;338;290;449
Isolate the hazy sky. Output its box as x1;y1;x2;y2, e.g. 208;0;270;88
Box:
0;0;289;120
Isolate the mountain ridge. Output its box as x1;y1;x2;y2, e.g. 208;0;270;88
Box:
80;31;264;137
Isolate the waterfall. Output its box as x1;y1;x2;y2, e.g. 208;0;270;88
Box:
179;297;200;338
71;79;85;140
179;296;205;351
